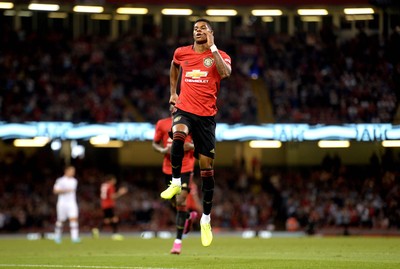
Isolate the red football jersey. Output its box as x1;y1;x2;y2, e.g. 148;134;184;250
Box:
173;45;231;116
100;182;115;209
153;117;195;174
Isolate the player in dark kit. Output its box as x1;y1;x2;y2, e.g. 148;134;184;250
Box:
153;106;201;254
160;18;232;247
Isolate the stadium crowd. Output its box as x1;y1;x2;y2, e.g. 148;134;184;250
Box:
1;22;399;124
259;25;400;124
0;25;257;124
0;147;399;235
1;21;400;235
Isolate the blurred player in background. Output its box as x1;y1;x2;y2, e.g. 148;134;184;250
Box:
92;174;128;240
53;165;80;244
160;18;231;247
153;105;202;255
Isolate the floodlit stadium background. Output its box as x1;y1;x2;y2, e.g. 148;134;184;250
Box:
0;0;399;236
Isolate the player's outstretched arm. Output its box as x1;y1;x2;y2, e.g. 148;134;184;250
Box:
112;186;128;200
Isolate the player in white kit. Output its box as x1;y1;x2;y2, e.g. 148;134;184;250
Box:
53;165;81;243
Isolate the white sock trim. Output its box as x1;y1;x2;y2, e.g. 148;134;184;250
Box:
171;177;181;185
200;214;210;224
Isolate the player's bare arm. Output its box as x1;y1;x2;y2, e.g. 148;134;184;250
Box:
152;140;171;154
169;61;180;105
212;51;231;79
205;30;231;79
183;142;194;152
112;186;128;200
54;188;72;194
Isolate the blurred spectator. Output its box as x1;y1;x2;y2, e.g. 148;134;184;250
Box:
0;28;257;124
1;23;398;124
262;29;398;123
1;146;399;234
1;21;400;235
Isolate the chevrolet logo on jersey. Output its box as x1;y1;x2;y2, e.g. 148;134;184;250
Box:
186;70;208;79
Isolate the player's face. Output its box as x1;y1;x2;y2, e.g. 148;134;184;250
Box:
65;167;75;177
193;21;211;44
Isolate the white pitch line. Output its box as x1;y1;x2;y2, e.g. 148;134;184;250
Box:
0;265;176;269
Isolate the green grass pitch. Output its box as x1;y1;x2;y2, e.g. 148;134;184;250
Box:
0;235;399;269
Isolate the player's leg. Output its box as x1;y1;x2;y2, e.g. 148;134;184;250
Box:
54;220;63;244
170;172;190;254
69;217;80;243
161;121;190;199
102;216;111;230
111;215;119;234
92;209;108;238
54;204;66;243
193;115;216;247
110;212;124;240
184;173;199;235
68;204;80;243
199;155;215;247
184;210;198;234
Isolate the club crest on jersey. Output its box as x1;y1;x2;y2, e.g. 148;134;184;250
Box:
203;57;214;67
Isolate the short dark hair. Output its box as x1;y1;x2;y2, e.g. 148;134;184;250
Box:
194;18;213;30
